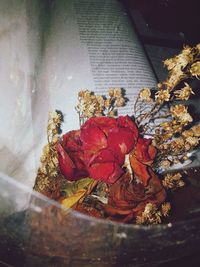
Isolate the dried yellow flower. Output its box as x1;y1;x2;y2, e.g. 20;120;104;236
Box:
171;137;185;150
190;61;200;78
108;88;114;97
192;124;200;136
160;160;171;168
47;111;62;143
104;99;111;108
170;105;192;123
182;129;194;138
115;97;125;107
161;202;171;217
35;174;50;192
139;88;152;102
163;58;176;71
162;173;185;190
136;203;162;225
155;89;170;104
185;136;199;146
160;122;171;131
174;83;194;100
196;43;200;53
113;88;122;98
76;89;126;122
181;112;193;123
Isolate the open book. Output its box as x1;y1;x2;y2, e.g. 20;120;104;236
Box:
0;0;157;188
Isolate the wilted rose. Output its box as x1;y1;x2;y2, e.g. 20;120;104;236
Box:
104;171;166;223
57;116;138;183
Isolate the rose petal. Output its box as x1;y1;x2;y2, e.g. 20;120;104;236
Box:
56;143;75;180
62;130;82;152
130;156;150;186
88;162;123;183
107;127;136;164
80;124;107;152
57;143;88;180
117;115;138;141
83;117;116;136
85;148;116;166
134;138;156;164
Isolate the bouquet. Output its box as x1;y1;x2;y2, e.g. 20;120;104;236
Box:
34;44;200;225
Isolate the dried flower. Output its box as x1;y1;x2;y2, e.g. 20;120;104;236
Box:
190;61;200;78
47;111;62;143
174;83;194;100
181;112;193;123
155;89;170;104
57;116;139;184
105;170;166;223
162;173;185;190
34;44;200;225
191;124;200;136
34;110;63;194
160;160;171;168
113;88;122;98
76;89;126;123
170;104;187;117
115;97;125;107
182;129;194;138
161;202;171;217
34;171;50;192
139;88;152;102
170;105;193;124
108;88;114;97
136;203;162;225
185;136;199;146
196;43;200;53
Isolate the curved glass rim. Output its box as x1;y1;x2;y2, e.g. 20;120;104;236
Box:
0;171;198;231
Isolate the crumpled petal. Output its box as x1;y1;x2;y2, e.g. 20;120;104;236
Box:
56;143;76;180
108;127;136;164
133;138;157;164
129;137;157;186
88;162;123;183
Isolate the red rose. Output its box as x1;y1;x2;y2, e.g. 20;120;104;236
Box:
57;116;138;183
104;170;166;223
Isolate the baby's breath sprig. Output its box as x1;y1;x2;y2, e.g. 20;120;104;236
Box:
34;110;63;194
75;88;126;125
162;173;185;190
136;202;171;225
153;123;200;169
134;44;200;169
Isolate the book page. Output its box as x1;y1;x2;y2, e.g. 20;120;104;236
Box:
38;0;157;134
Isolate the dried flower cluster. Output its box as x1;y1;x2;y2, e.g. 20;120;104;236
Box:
154;123;200;170
136;202;171;225
34;111;62;194
76;88;126;125
135;44;200;170
162;173;185;190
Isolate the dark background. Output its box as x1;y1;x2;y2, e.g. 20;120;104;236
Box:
122;0;199;45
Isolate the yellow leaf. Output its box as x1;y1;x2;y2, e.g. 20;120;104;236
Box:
61;189;86;208
61;178;98;209
62;177;94;197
